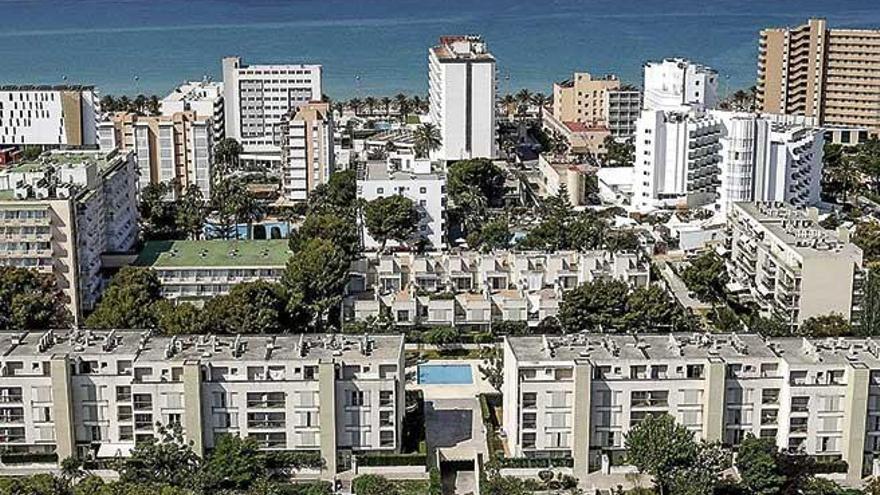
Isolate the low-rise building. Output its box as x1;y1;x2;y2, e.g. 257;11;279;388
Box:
0;85;99;147
542;110;610;156
357;157;446;250
134;240;290;300
0;329;404;480
0;149;138;323
503;332;880;485
728;202;864;329
537;154;595;206
345;250;649;328
552;72;641;139
98;111;213;199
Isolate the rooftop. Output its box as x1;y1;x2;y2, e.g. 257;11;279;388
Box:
6;150;116;173
0;330;403;365
135;240;291;268
0;84;95;92
432;35;495;62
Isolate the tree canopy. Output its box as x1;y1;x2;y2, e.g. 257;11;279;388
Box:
363;195;419;252
0;267;71;330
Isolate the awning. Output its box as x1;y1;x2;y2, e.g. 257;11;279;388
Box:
96;442;135;458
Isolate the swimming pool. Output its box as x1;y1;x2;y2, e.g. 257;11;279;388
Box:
418;364;473;385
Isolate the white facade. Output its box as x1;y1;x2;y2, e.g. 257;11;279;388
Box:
358;158;446;250
0;86;98;146
222;57;322;165
643;59;718;112
0;150;138;323
280;102;335;203
503;333;880;485
0;330;405;480
633;109;823;213
428;36;496;161
160;80;225;144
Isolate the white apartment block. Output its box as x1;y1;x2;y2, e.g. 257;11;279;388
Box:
632;110;824;213
0;85;98;146
134;240;290;300
346;250;649;328
643;59;718;112
605;87;642;139
0;330;404;480
357;157;446;250
428;36;496;161
504;333;880;485
728;202;864;328
0;150;139;324
222;57;322;166
280;101;335;203
98;111;213;199
160;80;225;145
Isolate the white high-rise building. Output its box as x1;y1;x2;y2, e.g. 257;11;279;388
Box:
0;85;98;146
632;109;823;213
428;36;496;161
160;80;225;145
221;57;322;166
279;102;335;203
643;58;718;112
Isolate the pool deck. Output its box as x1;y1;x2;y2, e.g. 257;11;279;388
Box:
409;359;497;399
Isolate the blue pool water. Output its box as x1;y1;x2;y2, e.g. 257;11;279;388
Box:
418;364;473;385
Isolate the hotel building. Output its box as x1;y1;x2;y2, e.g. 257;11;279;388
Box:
222;57;322;166
0;150;139;324
643;58;718;112
757;18;880;134
551;72;641;139
504;332;880;485
428;36;496;161
279;101;335;203
160;80;225;146
0;329;405;480
0;85;98;147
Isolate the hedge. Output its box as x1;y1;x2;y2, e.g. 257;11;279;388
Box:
0;452;58;464
813;459;848;474
265;450;324;469
496;457;574;469
356;453;427;467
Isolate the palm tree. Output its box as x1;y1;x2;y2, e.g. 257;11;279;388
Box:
411;95;425;114
531;93;549;118
515;89;533;118
134;94;147;115
348;98;363;116
380;96;392;117
364;96;377;116
331;101;345;119
500;94;517;120
146;95;160;116
395;93;410;120
413;123;441;158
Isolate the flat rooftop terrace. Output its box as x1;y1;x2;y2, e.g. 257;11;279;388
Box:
135;240;291;268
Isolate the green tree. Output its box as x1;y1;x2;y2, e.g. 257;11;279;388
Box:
213;138;243;172
623;285;680;331
210;175;250;239
750;314;791;337
117;424;200;488
558;278;630;332
796;313;851;337
624;414;700;495
0;267;71;330
308;169;357;215
203;281;287;334
736;434;785;495
154;301;206;335
681;252;729;303
854;221;880;263
289;212;359;258
200;434;266;491
364;195;419;252
140;182;179;239
711;305;743;333
423;326;459;350
352;475;398;495
86;268;162;329
175;185;206;240
413;122;441;158
861;268;880;336
282;238;349;328
478;346;503;392
603;136;635;166
469;217;513;252
447;159;506;207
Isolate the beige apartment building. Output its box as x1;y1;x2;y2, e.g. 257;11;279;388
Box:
504;333;880;486
757;18;880;135
728;202;864;329
98;111;213;199
279;101;335;203
552;72;641;138
0;330;405;481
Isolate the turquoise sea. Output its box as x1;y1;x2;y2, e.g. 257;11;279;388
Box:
1;0;879;98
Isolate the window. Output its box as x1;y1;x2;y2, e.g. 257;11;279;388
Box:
522;432;536;449
686;365;704;379
349;391;365;407
380;430;394;447
522;393;537;409
379;391;393;407
761;389;779;405
523;412;536;429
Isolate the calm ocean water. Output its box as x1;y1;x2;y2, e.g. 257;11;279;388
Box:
1;0;879;99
